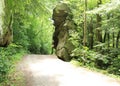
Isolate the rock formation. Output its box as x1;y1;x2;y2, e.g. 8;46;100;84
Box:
52;3;76;61
0;0;13;47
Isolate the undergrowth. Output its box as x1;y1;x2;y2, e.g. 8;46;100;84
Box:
0;43;26;86
70;59;120;80
71;46;120;77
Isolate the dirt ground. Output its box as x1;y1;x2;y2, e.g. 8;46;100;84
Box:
17;55;120;86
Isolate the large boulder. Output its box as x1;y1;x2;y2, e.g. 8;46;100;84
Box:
52;3;76;61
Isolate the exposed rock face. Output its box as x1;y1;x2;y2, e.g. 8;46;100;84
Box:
52;3;76;61
0;0;4;46
0;0;13;47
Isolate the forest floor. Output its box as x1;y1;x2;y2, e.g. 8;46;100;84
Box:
17;55;120;86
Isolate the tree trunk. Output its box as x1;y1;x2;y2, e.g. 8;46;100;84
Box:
103;31;110;48
88;18;94;49
103;31;107;43
112;32;115;48
116;30;120;48
83;0;87;46
96;0;102;42
107;33;110;48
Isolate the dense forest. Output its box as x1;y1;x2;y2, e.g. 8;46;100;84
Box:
0;0;120;85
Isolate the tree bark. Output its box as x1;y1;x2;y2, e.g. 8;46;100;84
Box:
116;30;120;48
107;32;110;48
112;32;115;48
103;31;107;43
96;0;102;42
83;0;87;46
88;18;94;49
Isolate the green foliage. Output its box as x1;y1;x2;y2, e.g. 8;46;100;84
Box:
108;55;120;75
71;46;96;66
0;44;25;83
11;0;59;54
67;0;120;76
72;46;120;75
13;13;29;50
94;48;120;73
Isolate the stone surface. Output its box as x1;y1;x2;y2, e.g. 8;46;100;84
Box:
0;0;13;47
52;3;76;61
0;0;4;45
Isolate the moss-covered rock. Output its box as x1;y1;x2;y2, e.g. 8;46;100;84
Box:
52;3;76;61
0;0;13;47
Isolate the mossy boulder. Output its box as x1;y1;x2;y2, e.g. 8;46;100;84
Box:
52;3;76;61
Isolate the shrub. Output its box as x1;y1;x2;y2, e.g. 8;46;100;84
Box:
107;55;120;75
0;44;25;83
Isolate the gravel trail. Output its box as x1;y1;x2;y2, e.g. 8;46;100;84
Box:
18;55;120;86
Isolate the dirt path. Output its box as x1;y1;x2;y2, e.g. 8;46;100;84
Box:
18;55;120;86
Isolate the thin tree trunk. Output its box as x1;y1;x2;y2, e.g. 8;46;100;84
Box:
96;0;102;42
83;0;87;46
107;33;110;48
116;30;120;48
88;18;94;49
89;28;94;49
112;32;115;48
103;31;107;43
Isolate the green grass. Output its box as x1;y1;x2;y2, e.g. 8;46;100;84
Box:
70;59;82;67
